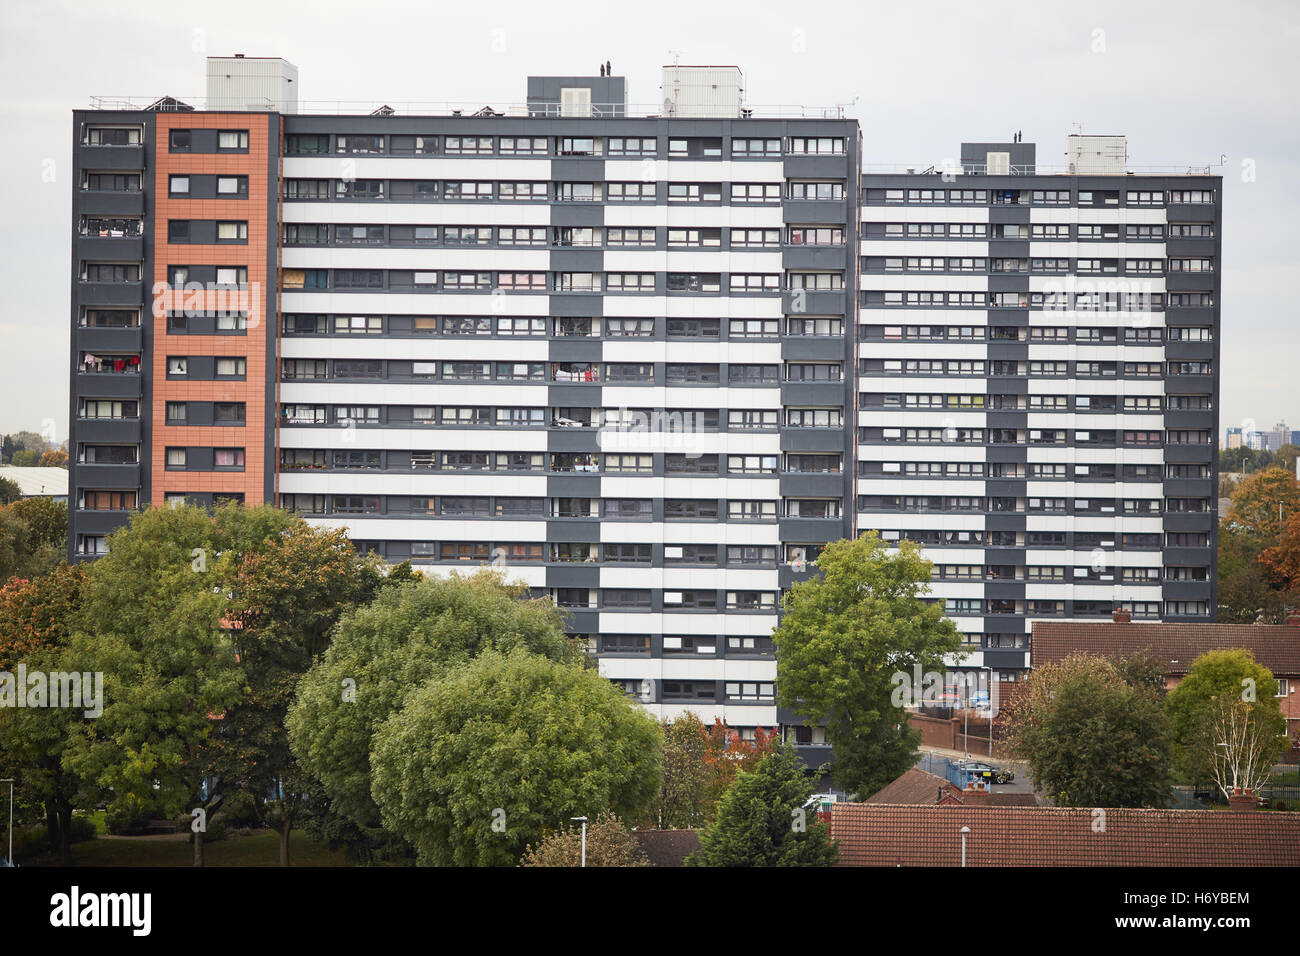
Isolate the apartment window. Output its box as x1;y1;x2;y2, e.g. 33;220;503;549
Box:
788;182;844;200
216;357;247;377
605;227;654;246
214;448;245;469
727;455;777;475
607;182;656;201
217;130;250;150
732;137;781;157
730;183;780;203
607;137;656;156
729;500;777;521
216;176;248;196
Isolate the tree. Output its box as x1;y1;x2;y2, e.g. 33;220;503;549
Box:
0;565;91;862
1218;520;1291;623
519;812;648;867
369;648;663;866
774;532;963;797
686;744;837;867
701;720;775;815
645;713;713;829
1208;697;1280;800
0;506;60;583
0;477;20;504
1226;467;1300;541
5;497;67;550
1002;654;1172;808
37;449;68;469
60;503;315;865
1166;649;1287;788
1261;510;1300;592
206;520;379;865
287;569;582;836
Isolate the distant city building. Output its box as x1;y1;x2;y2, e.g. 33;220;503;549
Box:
0;465;69;503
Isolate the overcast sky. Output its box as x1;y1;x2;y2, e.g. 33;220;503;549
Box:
2;0;1296;443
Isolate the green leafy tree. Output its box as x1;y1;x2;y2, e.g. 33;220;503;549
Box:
1166;649;1287;788
5;497;67;550
0;505;61;583
645;712;713;829
0;476;21;504
686;744;837;867
61;503;320;865
519;812;648;867
287;570;581;836
1003;654;1172;807
774;532;963;797
206;520;379;865
369;648;663;866
1217;520;1291;623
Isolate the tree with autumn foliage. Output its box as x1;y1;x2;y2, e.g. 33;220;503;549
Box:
37;449;68;469
519;812;648;867
1261;510;1300;593
1226;467;1300;540
645;713;775;829
0;564;92;862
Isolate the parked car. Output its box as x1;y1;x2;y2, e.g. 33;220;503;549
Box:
958;761;1014;785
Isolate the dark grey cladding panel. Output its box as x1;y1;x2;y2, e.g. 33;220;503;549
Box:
987;275;1029;294
987;206;1029;224
987;341;1028;359
74;464;140;488
782;290;844;314
550;294;603;316
1164;513;1214;534
779;474;843;497
1164;478;1213;498
778;517;842;542
781;246;845;270
76;144;145;171
985;478;1027;495
779;429;842;453
782;156;851;179
983;649;1029;670
547;430;601;453
1163;581;1213;602
79;327;142;352
74;511;134;535
547;519;601;543
1164;445;1213;464
547;474;602;497
549;248;604;271
985;444;1028;462
781;338;842;361
546;564;602;588
77;192;145;216
527;75;627;106
1164;547;1211;567
781;200;846;224
549;338;602;362
547;383;601;405
778;567;820;589
75;374;142;399
985;547;1027;563
549;157;605;178
985;514;1027;531
780;382;844;405
79;236;145;261
550;204;605;227
78;283;145;307
984;581;1026;600
1164;410;1212;430
80;420;141;443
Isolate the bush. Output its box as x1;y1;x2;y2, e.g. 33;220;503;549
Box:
68;814;98;844
105;796;154;835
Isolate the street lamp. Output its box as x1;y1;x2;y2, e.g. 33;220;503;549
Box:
959;825;970;868
1;778;12;866
570;816;587;868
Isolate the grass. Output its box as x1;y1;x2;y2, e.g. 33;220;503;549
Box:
25;830;355;867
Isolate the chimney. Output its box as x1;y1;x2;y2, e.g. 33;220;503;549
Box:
961;782;991;805
1228;789;1258;812
1285;614;1300;627
1113;608;1131;624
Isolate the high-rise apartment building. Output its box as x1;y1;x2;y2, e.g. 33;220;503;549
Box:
69;65;859;739
857;138;1221;679
68;60;1221;742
